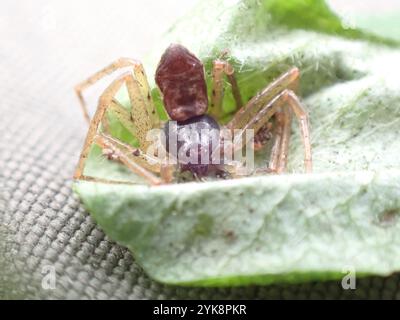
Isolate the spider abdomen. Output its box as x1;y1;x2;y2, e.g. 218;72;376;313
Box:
163;114;222;176
155;44;208;122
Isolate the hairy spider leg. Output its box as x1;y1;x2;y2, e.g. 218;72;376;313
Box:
209;59;243;119
267;110;285;172
275;105;292;173
226;67;311;173
74;72;163;185
231;88;312;173
227;67;300;130
74;57;159;129
269;66;301;172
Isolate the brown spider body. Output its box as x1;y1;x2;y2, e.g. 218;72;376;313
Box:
74;44;312;185
155;44;208;122
156;44;223;177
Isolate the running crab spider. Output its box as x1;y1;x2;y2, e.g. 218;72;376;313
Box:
74;44;312;185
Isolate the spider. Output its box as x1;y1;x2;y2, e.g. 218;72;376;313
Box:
74;44;312;185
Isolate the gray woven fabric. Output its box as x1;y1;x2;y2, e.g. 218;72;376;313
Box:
1;0;399;299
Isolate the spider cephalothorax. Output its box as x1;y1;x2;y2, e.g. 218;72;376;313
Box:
74;44;312;185
155;44;208;122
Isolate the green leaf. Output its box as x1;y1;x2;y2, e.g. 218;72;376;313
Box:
74;0;400;286
328;1;400;42
75;171;400;286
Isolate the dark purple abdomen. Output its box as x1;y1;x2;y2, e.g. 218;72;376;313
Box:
155;44;208;122
163;115;222;177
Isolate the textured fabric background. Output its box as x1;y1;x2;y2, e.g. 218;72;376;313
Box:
1;0;400;299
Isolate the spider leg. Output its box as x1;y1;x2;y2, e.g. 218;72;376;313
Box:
95;133;162;185
160;160;175;184
97;73;159;151
124;72;160;151
98;132;160;172
267;111;285;172
275;105;292;173
107;99;137;136
74;72;163;186
209;59;243;119
254;110;289;174
99;98;161;173
282;90;312;173
227;67;299;130
231;89;312;173
74;57;159;128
